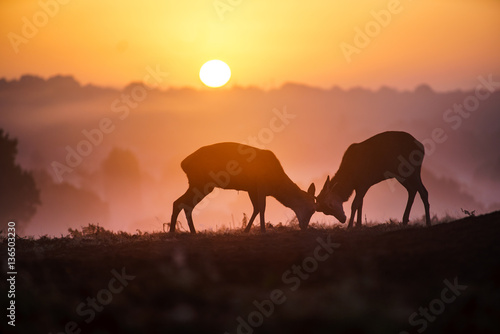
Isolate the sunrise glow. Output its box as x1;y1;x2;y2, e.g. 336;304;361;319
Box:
0;1;499;90
199;60;231;88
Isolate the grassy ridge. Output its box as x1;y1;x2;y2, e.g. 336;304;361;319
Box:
2;212;500;334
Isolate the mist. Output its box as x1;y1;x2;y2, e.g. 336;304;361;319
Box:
1;75;499;236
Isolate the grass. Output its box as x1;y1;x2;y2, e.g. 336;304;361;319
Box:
2;211;499;334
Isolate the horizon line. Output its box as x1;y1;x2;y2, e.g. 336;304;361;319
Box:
1;73;498;94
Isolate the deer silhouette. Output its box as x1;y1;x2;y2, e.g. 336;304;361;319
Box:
316;131;431;227
169;142;316;233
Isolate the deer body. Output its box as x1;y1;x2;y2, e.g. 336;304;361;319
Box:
316;131;431;227
170;142;316;233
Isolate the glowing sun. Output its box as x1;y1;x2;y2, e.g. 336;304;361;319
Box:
199;60;231;88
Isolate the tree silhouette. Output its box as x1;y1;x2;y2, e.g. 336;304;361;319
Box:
0;129;40;224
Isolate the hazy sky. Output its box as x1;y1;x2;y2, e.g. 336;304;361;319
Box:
1;0;499;90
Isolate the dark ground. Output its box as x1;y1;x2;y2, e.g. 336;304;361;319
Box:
2;211;500;334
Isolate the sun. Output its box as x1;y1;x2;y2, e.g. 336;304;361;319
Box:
199;60;231;88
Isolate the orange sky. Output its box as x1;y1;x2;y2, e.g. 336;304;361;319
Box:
1;0;499;90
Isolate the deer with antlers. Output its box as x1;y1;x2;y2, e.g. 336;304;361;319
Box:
316;131;431;227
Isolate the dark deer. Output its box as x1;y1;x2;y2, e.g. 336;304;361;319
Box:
316;131;431;227
169;142;316;233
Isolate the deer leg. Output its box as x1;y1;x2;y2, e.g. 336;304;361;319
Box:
258;195;267;232
244;192;260;232
347;200;356;229
355;189;367;227
170;188;194;233
402;187;417;226
356;197;364;227
184;208;197;233
244;208;259;233
170;184;212;233
402;173;431;226
416;181;431;227
348;190;366;228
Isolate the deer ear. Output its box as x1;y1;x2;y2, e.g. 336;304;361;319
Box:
307;183;316;196
323;176;330;191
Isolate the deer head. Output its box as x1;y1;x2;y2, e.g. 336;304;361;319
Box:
296;183;317;230
316;176;347;223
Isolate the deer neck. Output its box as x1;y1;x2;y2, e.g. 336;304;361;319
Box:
331;174;354;201
270;179;303;210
